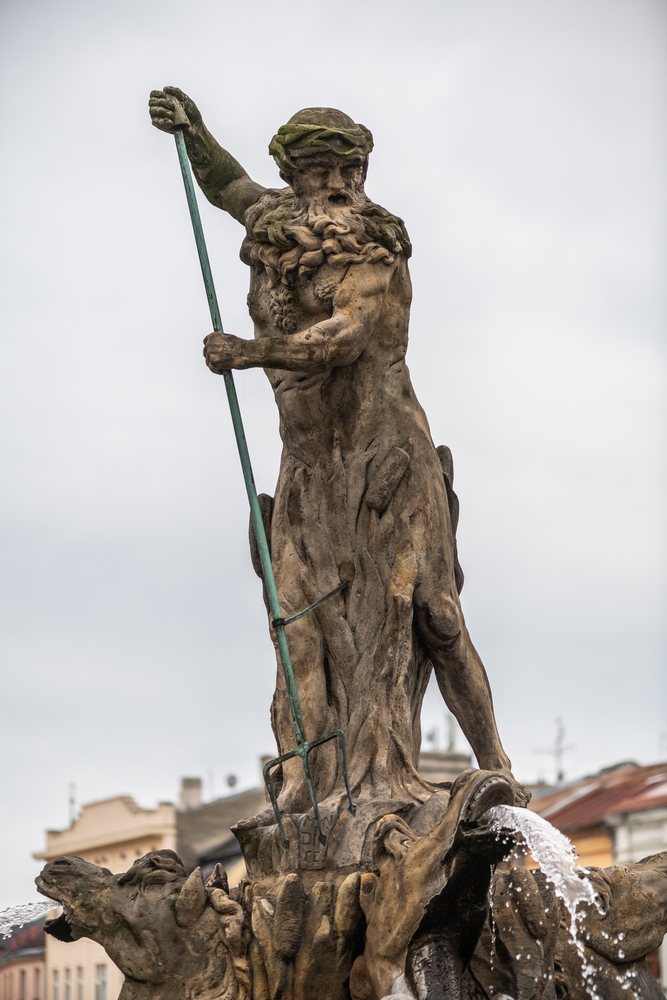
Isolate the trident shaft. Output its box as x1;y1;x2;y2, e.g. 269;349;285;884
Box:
170;126;356;847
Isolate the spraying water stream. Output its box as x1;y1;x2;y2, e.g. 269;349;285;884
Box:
487;805;603;997
487;804;598;927
0;900;59;939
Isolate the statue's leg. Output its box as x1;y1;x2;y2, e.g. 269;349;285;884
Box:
264;459;345;810
415;587;512;775
268;579;338;810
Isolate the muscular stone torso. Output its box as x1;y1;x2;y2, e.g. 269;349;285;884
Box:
249;260;421;461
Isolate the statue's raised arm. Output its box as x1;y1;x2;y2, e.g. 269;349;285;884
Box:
149;86;266;223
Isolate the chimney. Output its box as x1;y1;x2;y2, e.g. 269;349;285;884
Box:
179;777;202;811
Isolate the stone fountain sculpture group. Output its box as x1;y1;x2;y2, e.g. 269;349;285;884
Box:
36;90;667;1000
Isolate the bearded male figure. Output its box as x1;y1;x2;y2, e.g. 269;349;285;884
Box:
150;88;525;816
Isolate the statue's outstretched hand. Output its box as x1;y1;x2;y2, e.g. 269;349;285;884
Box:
149;86;203;134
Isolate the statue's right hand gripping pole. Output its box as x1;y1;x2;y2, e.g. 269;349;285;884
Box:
168;121;356;848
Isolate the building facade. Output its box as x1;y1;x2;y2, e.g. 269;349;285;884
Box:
0;917;45;1000
34;796;178;1000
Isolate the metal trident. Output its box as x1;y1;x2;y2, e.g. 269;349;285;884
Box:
169;123;356;848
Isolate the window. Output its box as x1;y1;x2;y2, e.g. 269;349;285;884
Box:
93;968;106;1000
34;968;41;1000
75;969;83;1000
19;972;26;1000
64;971;71;1000
52;970;59;1000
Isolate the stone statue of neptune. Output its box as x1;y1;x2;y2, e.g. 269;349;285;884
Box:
149;87;527;816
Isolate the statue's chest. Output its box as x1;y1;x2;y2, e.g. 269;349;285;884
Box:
247;267;344;337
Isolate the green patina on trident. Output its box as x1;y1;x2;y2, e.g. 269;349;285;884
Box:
171;126;356;848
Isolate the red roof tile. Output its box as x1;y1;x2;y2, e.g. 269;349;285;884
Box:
529;763;667;832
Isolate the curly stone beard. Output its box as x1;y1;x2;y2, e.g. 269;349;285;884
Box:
240;186;411;334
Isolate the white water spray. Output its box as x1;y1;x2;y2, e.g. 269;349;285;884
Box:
488;805;602;998
488;805;597;928
0;901;58;939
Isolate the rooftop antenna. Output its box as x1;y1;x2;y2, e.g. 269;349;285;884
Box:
68;783;76;825
167;106;356;848
535;717;575;785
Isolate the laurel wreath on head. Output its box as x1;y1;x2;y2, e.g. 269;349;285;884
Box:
269;123;374;175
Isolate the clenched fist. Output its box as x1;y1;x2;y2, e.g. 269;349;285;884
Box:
203;332;251;373
149;86;203;135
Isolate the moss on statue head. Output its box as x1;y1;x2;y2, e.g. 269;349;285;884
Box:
269;107;374;181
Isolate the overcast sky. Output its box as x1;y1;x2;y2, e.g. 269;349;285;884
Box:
1;0;665;908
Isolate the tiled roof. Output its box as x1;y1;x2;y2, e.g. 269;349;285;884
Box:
529;762;667;832
608;774;667;816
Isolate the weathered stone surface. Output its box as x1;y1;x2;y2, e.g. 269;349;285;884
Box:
246;869;363;1000
359;770;516;999
468;853;667;1000
36;852;250;1000
469;866;559;1000
38;846;667;1000
552;854;667;1000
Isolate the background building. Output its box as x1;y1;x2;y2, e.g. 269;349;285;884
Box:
418;749;471;785
34;796;178;1000
0;917;45;1000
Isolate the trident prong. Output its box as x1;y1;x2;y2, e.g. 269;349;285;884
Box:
263;728;357;848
